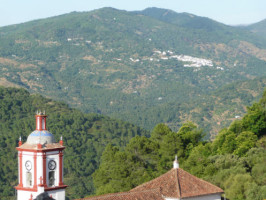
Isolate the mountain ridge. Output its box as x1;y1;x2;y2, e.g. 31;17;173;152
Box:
0;7;265;137
245;18;266;40
133;7;229;30
1;7;265;29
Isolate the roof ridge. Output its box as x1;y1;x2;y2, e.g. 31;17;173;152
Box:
176;168;182;198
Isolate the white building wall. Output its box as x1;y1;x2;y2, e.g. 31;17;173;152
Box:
17;190;33;200
17;190;40;200
164;194;221;200
48;189;66;200
17;188;65;200
184;194;221;200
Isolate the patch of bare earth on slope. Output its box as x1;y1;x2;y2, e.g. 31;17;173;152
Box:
0;57;37;69
0;77;21;88
195;41;266;65
238;41;266;61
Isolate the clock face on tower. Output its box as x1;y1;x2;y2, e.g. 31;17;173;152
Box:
48;160;56;170
25;160;32;171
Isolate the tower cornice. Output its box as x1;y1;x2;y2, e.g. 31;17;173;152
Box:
16;146;65;153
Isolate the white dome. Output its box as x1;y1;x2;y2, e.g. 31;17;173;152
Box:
26;130;55;145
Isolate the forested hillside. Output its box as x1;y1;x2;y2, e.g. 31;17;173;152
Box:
92;90;266;200
0;87;148;199
0;7;265;136
245;19;266;40
113;76;266;138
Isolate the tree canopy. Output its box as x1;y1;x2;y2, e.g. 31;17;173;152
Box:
92;90;266;200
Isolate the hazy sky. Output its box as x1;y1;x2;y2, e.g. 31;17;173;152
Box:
0;0;265;27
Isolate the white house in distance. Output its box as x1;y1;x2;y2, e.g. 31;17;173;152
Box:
78;157;224;200
15;112;67;200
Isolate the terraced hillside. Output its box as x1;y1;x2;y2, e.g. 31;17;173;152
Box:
0;7;265;136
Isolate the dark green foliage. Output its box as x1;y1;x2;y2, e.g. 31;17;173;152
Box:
92;122;202;195
92;142;156;195
93;91;266;200
0;87;148;199
176;122;204;157
234;131;257;156
241;91;266;137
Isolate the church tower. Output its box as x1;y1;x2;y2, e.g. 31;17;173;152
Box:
15;112;67;200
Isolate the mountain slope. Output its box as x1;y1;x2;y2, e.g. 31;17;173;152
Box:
111;76;266;138
245;19;266;40
134;7;232;31
134;7;266;47
0;7;265;136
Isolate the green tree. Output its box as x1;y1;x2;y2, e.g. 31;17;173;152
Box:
224;174;253;200
92;144;132;195
233;131;257;156
182;143;212;177
241;91;266;138
212;129;237;155
92;122;206;194
177;122;204;157
158;131;183;171
244;182;263;200
150;123;172;141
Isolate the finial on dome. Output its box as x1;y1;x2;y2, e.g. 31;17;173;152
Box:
18;136;22;146
60;135;63;146
36;110;46;115
173;155;179;169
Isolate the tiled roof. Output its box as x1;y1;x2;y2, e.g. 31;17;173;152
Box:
78;188;164;200
78;168;223;200
18;143;63;150
131;168;223;198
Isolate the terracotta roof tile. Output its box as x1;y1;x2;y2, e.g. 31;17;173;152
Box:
131;168;223;198
78;168;223;200
78;188;164;200
18;142;63;150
